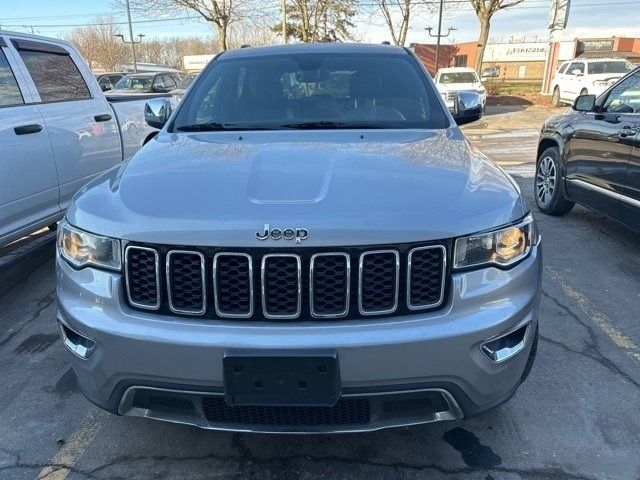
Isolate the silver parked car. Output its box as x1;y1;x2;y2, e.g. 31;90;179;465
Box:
56;43;541;433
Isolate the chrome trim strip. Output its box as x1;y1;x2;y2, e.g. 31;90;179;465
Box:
166;250;207;315
358;249;400;316
117;385;463;433
406;245;447;311
309;252;351;318
261;254;302;319
57;319;96;360
213;252;254;318
567;178;640;209
480;322;531;363
124;245;161;310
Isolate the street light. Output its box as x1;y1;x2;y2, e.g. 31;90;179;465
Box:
115;0;145;73
114;33;145;73
426;0;457;75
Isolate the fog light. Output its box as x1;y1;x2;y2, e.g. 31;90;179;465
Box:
481;324;529;363
58;322;96;359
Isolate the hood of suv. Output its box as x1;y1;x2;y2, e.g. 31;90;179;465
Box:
68;129;525;246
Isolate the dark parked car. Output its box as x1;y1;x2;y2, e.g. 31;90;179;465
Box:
109;72;182;94
536;67;640;231
94;72;124;91
169;73;197;102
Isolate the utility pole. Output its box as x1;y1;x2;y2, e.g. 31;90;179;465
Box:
282;0;287;44
426;0;456;75
116;0;144;73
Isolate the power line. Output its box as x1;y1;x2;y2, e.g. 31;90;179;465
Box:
2;1;638;31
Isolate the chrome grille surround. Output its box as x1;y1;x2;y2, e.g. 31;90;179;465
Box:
166;250;207;315
358;250;400;316
124;245;161;311
406;245;447;310
309;252;351;319
261;254;302;320
213;252;254;318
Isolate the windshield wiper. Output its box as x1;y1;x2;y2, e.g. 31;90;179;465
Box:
279;121;401;130
176;122;279;132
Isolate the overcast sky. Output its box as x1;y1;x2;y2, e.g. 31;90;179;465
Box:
1;0;639;46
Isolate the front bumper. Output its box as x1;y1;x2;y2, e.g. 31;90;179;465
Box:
56;243;541;433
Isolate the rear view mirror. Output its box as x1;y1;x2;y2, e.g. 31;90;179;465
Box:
572;94;596;112
144;98;173;129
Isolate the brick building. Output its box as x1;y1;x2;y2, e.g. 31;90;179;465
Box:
412;37;640;88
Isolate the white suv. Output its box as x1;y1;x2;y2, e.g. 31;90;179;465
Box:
434;67;486;112
551;58;633;106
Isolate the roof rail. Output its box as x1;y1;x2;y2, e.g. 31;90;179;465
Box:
381;41;391;45
240;44;251;49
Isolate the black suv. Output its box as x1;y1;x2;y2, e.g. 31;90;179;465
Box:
536;67;640;232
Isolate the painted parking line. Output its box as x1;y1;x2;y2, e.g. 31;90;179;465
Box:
36;408;108;480
546;266;640;363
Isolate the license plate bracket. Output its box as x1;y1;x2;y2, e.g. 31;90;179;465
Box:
223;350;340;407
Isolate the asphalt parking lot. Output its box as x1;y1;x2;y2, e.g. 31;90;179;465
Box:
1;105;640;480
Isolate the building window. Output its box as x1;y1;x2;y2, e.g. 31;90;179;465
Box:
454;55;467;67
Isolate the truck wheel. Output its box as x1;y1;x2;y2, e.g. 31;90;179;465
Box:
552;87;561;107
535;146;574;215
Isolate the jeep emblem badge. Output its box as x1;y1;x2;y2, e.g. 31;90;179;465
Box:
256;224;308;243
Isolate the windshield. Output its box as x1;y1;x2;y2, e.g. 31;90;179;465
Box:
438;72;479;84
172;52;448;131
113;75;153;91
588;61;633;75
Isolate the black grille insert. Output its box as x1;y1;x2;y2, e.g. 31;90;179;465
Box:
408;246;446;309
311;253;350;317
214;253;253;317
167;251;205;314
359;250;399;314
262;255;301;318
125;246;159;309
202;397;370;426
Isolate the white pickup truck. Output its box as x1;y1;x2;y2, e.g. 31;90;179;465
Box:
0;30;162;247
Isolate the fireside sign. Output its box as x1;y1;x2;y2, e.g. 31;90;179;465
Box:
483;43;549;62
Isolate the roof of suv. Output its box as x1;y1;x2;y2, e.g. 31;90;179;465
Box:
561;57;629;63
220;42;408;59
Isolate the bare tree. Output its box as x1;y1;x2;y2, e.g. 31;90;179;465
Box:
376;1;417;46
65;18;128;71
124;0;258;51
468;0;524;74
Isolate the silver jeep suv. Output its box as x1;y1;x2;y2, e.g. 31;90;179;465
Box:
56;43;541;433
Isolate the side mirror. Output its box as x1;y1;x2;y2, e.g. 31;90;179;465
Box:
144;98;172;129
572;94;596;112
452;91;483;126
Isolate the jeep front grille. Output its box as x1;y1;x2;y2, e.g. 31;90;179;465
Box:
124;243;448;320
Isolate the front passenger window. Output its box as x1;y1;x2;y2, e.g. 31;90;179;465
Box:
602;72;640;114
0;50;24;106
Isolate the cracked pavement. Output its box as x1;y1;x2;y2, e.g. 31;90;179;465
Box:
1;105;640;480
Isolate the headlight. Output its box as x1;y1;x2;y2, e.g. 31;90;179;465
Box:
57;220;121;270
454;214;536;270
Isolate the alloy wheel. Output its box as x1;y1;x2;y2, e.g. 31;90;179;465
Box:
536;156;557;206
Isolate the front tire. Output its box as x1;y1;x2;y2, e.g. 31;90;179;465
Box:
552;87;561;107
535;147;574;215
